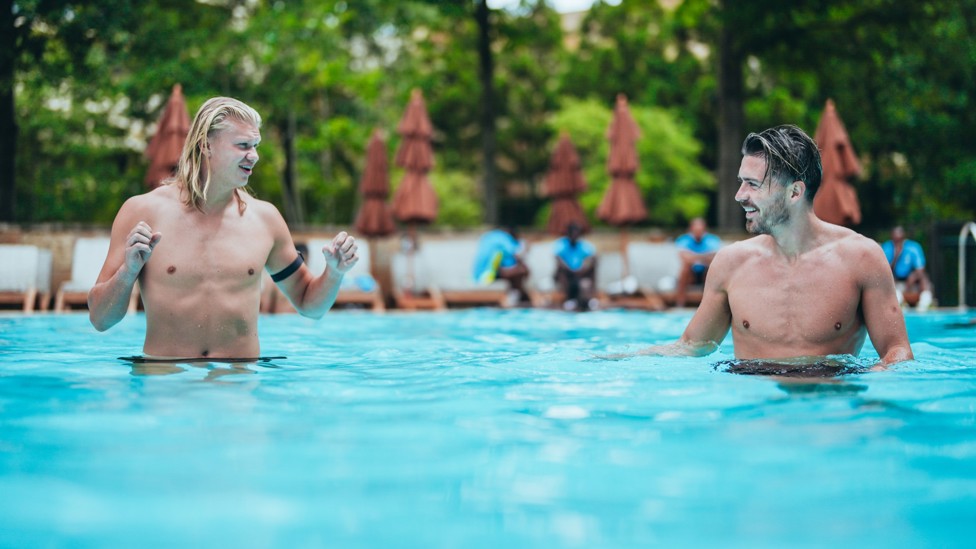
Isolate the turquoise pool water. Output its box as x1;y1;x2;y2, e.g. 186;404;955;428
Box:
0;309;974;547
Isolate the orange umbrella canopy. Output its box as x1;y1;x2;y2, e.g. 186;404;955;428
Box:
354;129;396;238
598;94;647;226
144;84;190;189
392;89;438;224
543;133;589;236
813;99;862;227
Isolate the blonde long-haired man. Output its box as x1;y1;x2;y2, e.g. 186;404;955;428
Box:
89;97;358;359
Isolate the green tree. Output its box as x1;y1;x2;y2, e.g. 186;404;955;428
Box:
548;98;713;227
492;2;566;225
5;0;147;222
9;0;239;224
563;0;716;224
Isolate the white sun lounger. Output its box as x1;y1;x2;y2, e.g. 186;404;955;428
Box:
0;245;42;312
417;239;509;308
55;237;138;313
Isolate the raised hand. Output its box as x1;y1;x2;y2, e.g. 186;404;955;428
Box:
322;231;359;276
124;221;162;274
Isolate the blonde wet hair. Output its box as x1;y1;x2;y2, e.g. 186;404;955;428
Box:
172;96;262;212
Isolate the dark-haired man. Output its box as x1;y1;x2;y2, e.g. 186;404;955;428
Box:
882;225;934;311
554;222;597;311
614;125;912;367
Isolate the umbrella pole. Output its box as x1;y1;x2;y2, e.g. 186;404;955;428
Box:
407;223;417;294
367;237;378;282
620;226;630;279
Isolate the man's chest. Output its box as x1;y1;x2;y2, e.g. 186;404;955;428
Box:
725;256;862;343
144;215;273;285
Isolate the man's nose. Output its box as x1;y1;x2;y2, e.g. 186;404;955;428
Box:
734;183;747;203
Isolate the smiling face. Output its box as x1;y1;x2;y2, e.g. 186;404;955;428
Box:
206;119;261;191
735;154;791;235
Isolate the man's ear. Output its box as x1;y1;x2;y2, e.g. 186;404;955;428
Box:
790;180;806;201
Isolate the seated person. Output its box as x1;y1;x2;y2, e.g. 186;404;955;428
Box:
553;222;598;311
882;225;934;310
674;217;721;307
473;226;530;304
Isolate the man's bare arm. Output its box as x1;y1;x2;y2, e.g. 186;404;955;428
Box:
265;205;358;319
859;242;914;366
601;339;718;360
290;232;358;318
89;202;161;331
596;249;734;360
672;250;733;350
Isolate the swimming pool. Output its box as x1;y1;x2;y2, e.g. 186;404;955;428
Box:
1;309;974;547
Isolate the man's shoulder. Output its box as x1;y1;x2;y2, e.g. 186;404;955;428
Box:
718;236;767;256
118;185;178;215
709;237;767;272
830;230;889;268
241;193;285;221
838;229;882;252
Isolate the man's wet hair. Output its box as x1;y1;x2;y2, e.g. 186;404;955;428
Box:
741;125;822;203
177;97;262;212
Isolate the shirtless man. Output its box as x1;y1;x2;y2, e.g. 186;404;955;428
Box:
620;125;913;366
88;97;358;358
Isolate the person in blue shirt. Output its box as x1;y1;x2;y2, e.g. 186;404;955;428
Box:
674;217;722;307
554;222;598;311
473;226;531;305
882;226;933;310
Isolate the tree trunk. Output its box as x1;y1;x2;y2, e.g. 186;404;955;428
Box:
0;0;16;222
280;109;304;225
716;3;744;232
475;0;499;226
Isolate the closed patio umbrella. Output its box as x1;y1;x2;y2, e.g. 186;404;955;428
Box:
598;94;646;275
813;99;862;227
354;129;396;283
145;84;190;189
393;89;438;232
543;132;589;236
355;129;396;239
392;89;438;293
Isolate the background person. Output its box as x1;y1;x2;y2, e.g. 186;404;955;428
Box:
674;217;722;307
88;97;358;359
881;226;934;310
473;226;530;305
553;222;598;311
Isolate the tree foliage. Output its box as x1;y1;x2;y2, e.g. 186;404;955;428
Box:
5;0;975;234
548;98;713;227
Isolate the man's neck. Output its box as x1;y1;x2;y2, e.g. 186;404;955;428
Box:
202;184;240;215
770;209;820;259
